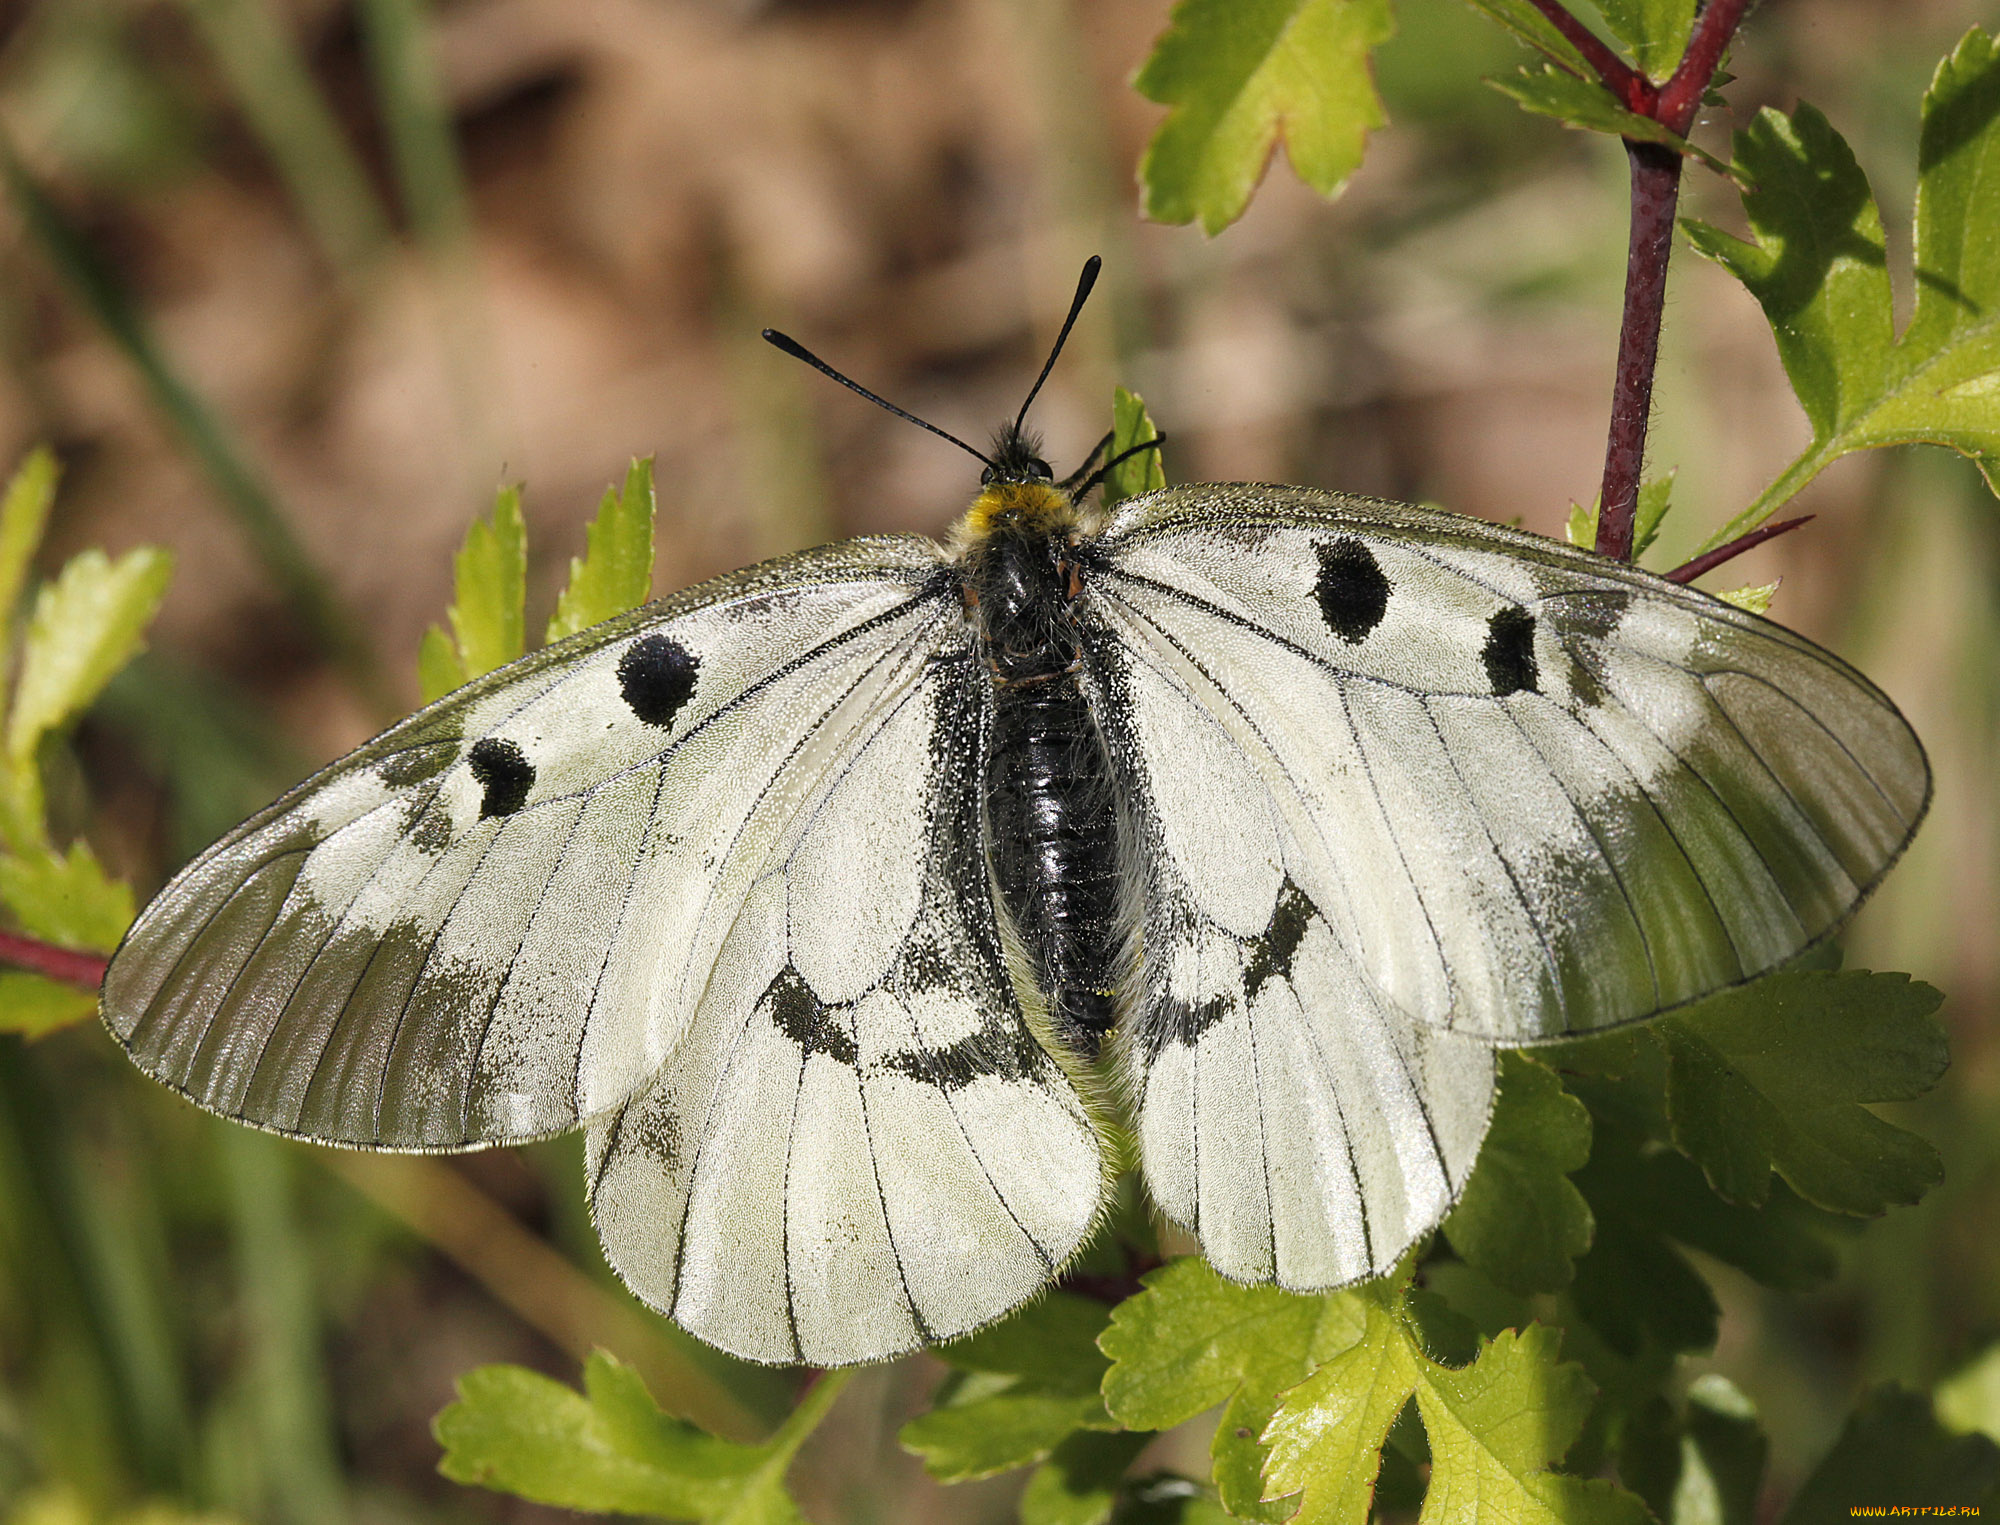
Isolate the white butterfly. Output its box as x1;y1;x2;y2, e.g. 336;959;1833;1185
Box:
101;262;1928;1367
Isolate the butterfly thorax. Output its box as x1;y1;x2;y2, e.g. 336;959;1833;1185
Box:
958;475;1123;1059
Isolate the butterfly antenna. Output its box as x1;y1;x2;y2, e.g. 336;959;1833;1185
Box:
1013;255;1102;436
762;329;996;469
1075;433;1168;501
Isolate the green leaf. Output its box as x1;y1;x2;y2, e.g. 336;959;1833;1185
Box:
1659;970;1948;1215
0;971;97;1036
1565;473;1674;559
434;1352;840;1522
7;546;174;767
1444;1052;1594;1294
1779;1386;2000;1522
1101;1258;1368;1520
417;623;466;706
1592;0;1696;80
1135;0;1395;234
442;485;527;684
1686;36;2000;546
0;448;59;668
1489;66;1735;178
1103;389;1166;508
1454;0;1598;79
1020;1430;1154;1525
1937;1343;2000;1443
1713;580;1778;614
902;1293;1120;1482
547;458;657;644
1667;1376;1768;1525
0;841;134;950
1265;1309;1651;1525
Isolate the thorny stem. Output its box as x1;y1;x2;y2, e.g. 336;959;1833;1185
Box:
1583;0;1754;562
1666;515;1812;584
0;930;108;990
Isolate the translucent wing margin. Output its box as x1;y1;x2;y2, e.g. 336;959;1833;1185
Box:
1089;483;1930;1045
585;642;1105;1365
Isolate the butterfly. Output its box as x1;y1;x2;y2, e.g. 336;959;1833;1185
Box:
101;259;1929;1367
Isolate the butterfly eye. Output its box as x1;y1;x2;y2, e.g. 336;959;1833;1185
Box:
1029;458;1053;482
980;466;997;485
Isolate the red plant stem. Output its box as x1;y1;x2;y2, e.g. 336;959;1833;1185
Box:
1657;0;1753;133
0;929;108;991
1590;0;1754;562
1595;141;1684;563
1666;515;1813;584
1524;0;1646;103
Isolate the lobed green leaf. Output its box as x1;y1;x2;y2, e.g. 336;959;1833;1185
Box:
1265;1308;1650;1525
1687;33;2000;544
0;448;60;670
1443;1052;1594;1295
547;458;657;644
1101;1258;1369;1520
1659;970;1947;1215
434;1351;817;1522
1018;1430;1153;1525
7;547;174;771
1135;0;1394;234
0;841;134;952
1488;65;1734;177
1937;1343;2000;1444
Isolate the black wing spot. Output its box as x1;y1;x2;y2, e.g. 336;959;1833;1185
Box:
618;634;700;728
1243;881;1314;1001
880;1022;1044;1092
467;737;535;818
1315;538;1391;644
1483;606;1539;696
768;967;858;1067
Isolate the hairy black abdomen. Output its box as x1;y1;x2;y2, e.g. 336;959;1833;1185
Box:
986;669;1123;1057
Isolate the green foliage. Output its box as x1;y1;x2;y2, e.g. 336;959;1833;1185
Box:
1658;970;1946;1214
1779;1386;2000;1520
1937;1343;2000;1444
1262;1290;1649;1525
1443;1053;1593;1295
1685;30;2000;547
0;448;166;1036
421;483;526;701
421;468;662;703
1592;0;1696;79
1103;389;1166;507
547;458;658;644
901;1293;1119;1483
1565;473;1673;562
1452;0;1597;78
434;1351;844;1523
1135;0;1394;234
1488;65;1729;174
1102;1259;1368;1521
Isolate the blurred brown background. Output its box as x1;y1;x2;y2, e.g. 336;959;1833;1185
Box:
0;0;1994;1520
